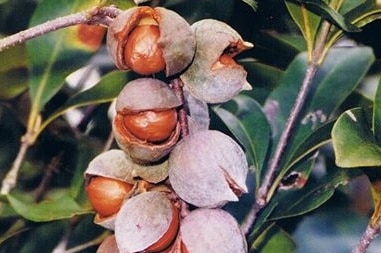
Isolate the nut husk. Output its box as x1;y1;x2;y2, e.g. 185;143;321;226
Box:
85;149;169;185
113;78;182;164
115;191;179;253
168;130;248;208
180;208;248;253
107;6;195;76
181;19;253;103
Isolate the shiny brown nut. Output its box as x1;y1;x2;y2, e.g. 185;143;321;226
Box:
113;78;182;164
123;109;178;143
107;6;195;76
86;176;133;218
124;22;165;75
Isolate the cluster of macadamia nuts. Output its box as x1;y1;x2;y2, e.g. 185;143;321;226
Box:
84;5;253;253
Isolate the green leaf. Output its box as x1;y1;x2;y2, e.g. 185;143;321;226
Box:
38;71;128;135
99;0;136;9
287;121;333;170
289;0;361;32
332;108;381;168
27;0;101;113
285;1;321;56
7;193;90;222
0;44;28;100
268;167;355;220
266;47;374;174
251;224;296;253
327;2;381;48
373;77;381;144
214;95;271;178
240;0;258;12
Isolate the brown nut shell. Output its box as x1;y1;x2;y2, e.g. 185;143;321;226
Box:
168;130;248;208
107;6;195;76
180;208;247;253
85;149;170;184
115;191;179;253
113;78;182;164
115;78;181;112
181;19;253;103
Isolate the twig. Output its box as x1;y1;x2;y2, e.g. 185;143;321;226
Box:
0;139;30;195
0;5;123;197
0;6;121;52
34;154;62;202
352;220;381;253
241;21;332;235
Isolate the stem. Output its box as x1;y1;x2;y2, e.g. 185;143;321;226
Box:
0;5;123;196
0;6;121;52
171;78;189;137
352;220;381;253
241;21;332;235
0;138;31;195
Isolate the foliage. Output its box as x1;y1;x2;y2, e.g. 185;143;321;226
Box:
1;0;381;252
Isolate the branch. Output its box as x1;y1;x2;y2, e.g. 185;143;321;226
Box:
241;21;332;235
0;5;123;196
0;6;122;52
352;220;381;253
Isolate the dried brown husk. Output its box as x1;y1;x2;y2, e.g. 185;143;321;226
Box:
107;6;195;76
168;130;248;208
113;78;182;164
85;149;169;184
85;149;171;230
180;208;248;253
181;19;253;103
115;191;178;253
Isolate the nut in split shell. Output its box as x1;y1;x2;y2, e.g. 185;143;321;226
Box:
115;191;180;253
180;208;248;253
85;149;171;230
85;176;134;219
113;78;182;164
107;6;195;76
169;130;248;208
181;19;253;103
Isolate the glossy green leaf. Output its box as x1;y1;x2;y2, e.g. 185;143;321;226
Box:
37;71;128;135
27;0;101;113
240;0;258;11
0;220;28;245
287;121;333;170
373;76;381;144
327;2;380;47
268;167;355;220
266;47;374;175
214;95;271;177
7;193;90;222
99;0;136;9
285;1;321;56
332;108;381;168
0;44;28;100
251;224;296;253
289;0;360;32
